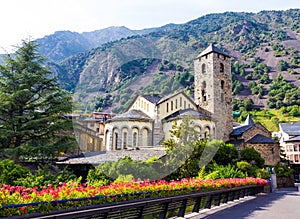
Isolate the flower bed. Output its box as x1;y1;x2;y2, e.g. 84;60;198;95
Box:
0;177;267;217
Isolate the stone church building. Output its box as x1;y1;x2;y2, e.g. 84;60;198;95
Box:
104;43;233;150
69;43;280;167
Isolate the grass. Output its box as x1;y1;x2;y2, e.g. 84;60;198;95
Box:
251;108;300;132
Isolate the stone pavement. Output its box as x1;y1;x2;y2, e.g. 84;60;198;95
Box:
183;187;300;219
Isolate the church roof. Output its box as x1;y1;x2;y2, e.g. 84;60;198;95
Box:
244;114;255;126
58;149;167;164
230;114;255;136
162;108;211;122
141;94;161;104
196;43;230;59
279;123;300;136
107;109;152;122
246;134;276;144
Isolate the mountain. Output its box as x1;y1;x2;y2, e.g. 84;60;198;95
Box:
39;9;300;113
35;24;178;62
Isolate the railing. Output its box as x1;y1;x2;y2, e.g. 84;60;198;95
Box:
3;185;263;219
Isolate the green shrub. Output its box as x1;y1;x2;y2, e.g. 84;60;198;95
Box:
256;168;270;179
0;159;30;186
240;147;265;168
204;163;246;180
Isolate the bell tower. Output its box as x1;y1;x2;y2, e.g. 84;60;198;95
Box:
194;43;233;141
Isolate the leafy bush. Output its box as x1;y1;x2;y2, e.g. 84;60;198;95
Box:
274;163;293;177
0;159;30;186
236;160;256;176
203;163;246;180
15;165;78;188
240;147;265;168
256;168;270;179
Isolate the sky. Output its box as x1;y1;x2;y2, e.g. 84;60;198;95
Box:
1;0;300;53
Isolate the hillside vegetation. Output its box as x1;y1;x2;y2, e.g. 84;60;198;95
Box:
22;9;300;124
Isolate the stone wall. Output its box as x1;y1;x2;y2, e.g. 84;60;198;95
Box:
246;142;281;166
242;123;271;142
276;176;295;188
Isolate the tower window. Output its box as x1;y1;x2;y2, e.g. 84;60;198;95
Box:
220;63;224;72
202;63;206;73
202;90;207;101
221;80;225;90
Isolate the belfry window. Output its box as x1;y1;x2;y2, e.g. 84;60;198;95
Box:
220;63;224;72
221;80;225;90
202;63;206;73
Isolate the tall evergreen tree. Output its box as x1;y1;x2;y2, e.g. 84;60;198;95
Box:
0;40;75;159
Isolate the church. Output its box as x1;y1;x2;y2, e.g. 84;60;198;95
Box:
66;43;280;166
103;43;233;150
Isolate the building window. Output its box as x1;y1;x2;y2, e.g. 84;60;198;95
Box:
167;102;169;113
295;154;299;163
175;99;178;109
180;97;182;107
133;132;138;147
123;132;127;149
220;63;224;72
202;63;206;73
147;103;149;112
115;133;120;150
294;145;299;152
184;101;186;109
221;80;225;90
171;101;173;111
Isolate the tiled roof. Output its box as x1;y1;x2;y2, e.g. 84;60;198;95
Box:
141;94;161;104
231;125;252;136
246;134;276;144
285;136;300;142
230;114;255;136
57;148;166;164
162;108;211;122
196;43;230;59
279;123;300;136
107;109;152;122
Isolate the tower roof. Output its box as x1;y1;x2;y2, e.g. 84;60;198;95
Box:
196;43;230;58
244;114;255;126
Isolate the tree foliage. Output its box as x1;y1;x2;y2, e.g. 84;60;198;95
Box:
0;40;75;159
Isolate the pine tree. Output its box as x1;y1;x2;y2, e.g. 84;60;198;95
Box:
0;40;75;159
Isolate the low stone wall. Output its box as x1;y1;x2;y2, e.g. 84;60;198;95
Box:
276;176;295;188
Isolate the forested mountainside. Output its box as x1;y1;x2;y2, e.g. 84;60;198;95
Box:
40;9;300;114
35;24;178;62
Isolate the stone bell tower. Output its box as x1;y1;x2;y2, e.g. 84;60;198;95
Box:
194;43;233;141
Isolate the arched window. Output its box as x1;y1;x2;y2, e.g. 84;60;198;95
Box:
123;132;127;149
220;63;224;72
202;63;206;73
133;132;138;147
115;133;120;150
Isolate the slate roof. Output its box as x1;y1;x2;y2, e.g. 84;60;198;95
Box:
246;134;276;144
279;123;300;136
107;109;152;122
57;148;166;164
196;43;230;59
285;136;300;142
162;108;211;122
141;94;161;104
230;114;255;136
